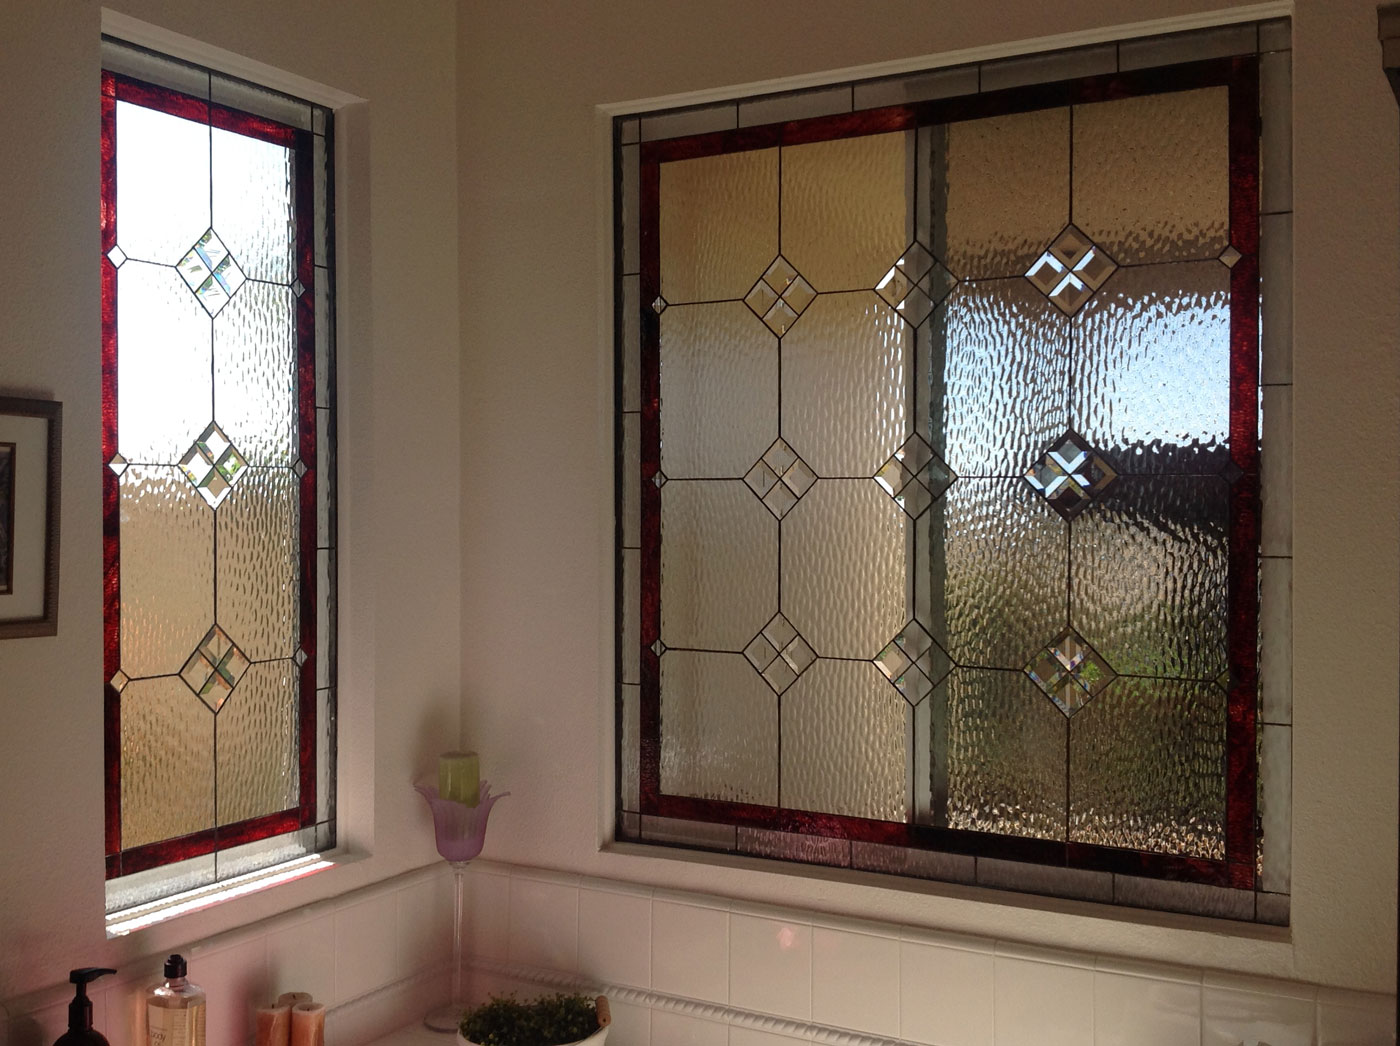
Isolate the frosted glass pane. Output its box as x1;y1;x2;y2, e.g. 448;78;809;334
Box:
115;101;211;264
1076;262;1230;472
116;263;213;464
1073;88;1229;264
783;480;909;659
941;280;1069;477
783;293;910;478
782;132;911;290
660;148;778;302
660;481;777;650
216;660;298;825
1069;677;1225;858
214;281;297;466
946;668;1065;839
943;108;1069;279
216;467;298;662
782;659;909;820
211;126;294;282
660;302;778;477
660;651;778;804
1071;476;1228;679
941;479;1065;669
121;676;214;848
119;466;215;679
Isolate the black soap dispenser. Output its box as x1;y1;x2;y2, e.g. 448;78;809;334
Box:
54;968;117;1046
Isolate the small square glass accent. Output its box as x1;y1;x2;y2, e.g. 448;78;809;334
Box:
106;244;128;269
107;453;129;476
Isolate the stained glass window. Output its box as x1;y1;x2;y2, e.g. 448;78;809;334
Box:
616;25;1293;922
101;40;335;909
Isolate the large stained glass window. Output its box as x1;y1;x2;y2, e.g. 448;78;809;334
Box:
102;40;335;909
616;24;1294;922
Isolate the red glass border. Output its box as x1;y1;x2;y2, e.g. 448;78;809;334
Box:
634;57;1262;889
102;72;321;880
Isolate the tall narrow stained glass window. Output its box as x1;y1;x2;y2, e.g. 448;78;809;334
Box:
101;40;336;908
616;27;1293;922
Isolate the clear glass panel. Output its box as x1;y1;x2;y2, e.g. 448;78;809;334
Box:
782;659;909;820
781;131;911;291
783;293;910;478
317;406;335;549
314;134;328;269
116;263;214;465
737;827;851;866
216;660;298;825
622;414;640;548
1075;262;1230;472
660;303;778;477
620;683;640;810
782;479;909;659
121;676;215;848
316;549;335;689
216;467;298;662
660;481;777;650
945;668;1065;839
115;100;211;265
1073;87;1229;264
119;465;215;679
660;651;778;804
1259;723;1291;892
1069;677;1225;857
214;281;297;466
660;148;778;302
943;108;1069;280
211;126;294;283
1071;476;1228;679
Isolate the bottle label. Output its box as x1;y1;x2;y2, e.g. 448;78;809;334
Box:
148;1004;205;1046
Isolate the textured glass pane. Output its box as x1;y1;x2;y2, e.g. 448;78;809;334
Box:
783;480;908;659
782;132;911;291
214;281;296;466
211;126;294;282
119;466;215;679
1072;475;1228;679
941;479;1065;669
1259;723;1291;892
660;148;778;302
116;263;213;464
622;414;639;548
621;683;640;810
737;827;850;867
661;481;777;650
216;467;298;662
316;549;335;689
941;280;1068;477
1069;678;1224;858
316;406;334;548
1076;262;1230;472
121;676;214;848
782;659;909;820
660;303;778;477
216;660;298;826
945;668;1065;839
115;101;211;264
943;108;1069;280
1073;88;1229;264
783;294;910;478
660;651;778;804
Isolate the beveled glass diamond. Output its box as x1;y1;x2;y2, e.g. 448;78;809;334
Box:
651;295;668;314
745;256;817;335
179;625;250;712
749;439;818;519
1024;431;1118;520
106;244;128;269
874;435;956;519
1025;225;1117;316
177;229;247;317
293;458;308;478
653;470;668;489
108;669;130;693
107;453;129;476
293;278;306;297
876;242;955;327
747;613;816;694
1025;628;1116;717
293;647;308;667
1219;245;1242;268
179;422;249;508
874;622;950;705
743;461;779;497
651;638;667;656
762;481;798;519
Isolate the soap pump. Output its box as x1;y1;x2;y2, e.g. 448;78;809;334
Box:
55;968;117;1046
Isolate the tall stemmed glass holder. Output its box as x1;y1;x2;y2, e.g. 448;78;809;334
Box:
415;781;507;1032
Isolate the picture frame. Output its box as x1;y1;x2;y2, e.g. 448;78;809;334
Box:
0;396;61;638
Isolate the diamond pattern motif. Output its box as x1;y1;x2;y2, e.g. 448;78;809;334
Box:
745;257;816;335
745;439;817;519
874;242;957;327
177;229;247;317
179;422;249;508
744;613;817;695
179;625;251;712
1025;225;1117;315
107;453;129;477
108;670;130;693
1024;430;1118;520
874;622;951;705
106;244;128;269
1025;628;1117;717
874;435;956;519
1218;245;1242;268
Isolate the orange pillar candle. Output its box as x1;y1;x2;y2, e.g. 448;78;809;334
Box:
290;1002;325;1046
255;1004;291;1046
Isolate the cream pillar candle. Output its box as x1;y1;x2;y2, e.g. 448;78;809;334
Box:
290;1002;325;1046
254;1004;291;1046
438;750;480;806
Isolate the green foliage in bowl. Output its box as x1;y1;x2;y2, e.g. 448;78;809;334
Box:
460;993;599;1046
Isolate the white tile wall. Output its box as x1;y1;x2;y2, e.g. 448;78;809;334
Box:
729;913;811;1021
651;899;728;1004
900;933;995;1046
811;925;899;1037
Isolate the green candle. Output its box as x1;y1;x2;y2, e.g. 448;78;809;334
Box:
438;750;480;806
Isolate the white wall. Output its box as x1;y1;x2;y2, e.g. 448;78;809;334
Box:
456;0;1399;994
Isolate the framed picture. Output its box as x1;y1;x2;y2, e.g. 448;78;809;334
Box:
0;396;61;638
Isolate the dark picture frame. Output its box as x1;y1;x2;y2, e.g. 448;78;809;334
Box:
0;396;61;638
